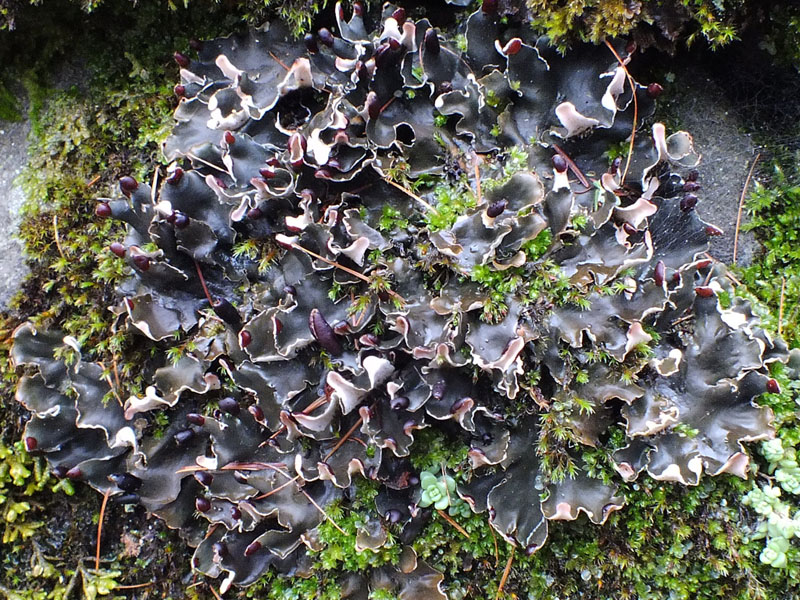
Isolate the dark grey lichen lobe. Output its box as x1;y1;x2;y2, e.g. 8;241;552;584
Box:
12;0;786;594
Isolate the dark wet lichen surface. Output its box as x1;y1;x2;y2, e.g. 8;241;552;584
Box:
7;1;796;597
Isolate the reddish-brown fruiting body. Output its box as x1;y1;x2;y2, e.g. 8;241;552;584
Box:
66;467;83;480
96;202;112;218
274;317;283;335
174;84;186;97
259;166;275;179
552;154;568;173
109;242;126;258
450;398;470;414
231;506;242;520
366;93;381;120
187;413;206;426
244;541;262;556
683;182;701;192
646;82;664;98
424;29;440;54
132;254;151;271
482;0;498;14
654;261;666;287
680;194;697;211
189;39;202;52
705;225;723;236
686;169;700;182
240;330;252;347
391;396;410;410
196;497;211;512
195;471;213;487
392;8;406;25
361;333;379;346
247;207;264;220
695;286;715;298
767;379;781;394
166;168;184;185
503;38;522;56
486;200;507;218
174;52;190;68
25;436;37;451
249;405;265;421
353;2;364;16
224;131;235;145
309;308;343;355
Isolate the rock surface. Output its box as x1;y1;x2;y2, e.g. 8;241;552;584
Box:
659;68;760;267
0;90;30;310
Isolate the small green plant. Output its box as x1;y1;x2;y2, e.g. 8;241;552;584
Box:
418;470;457;511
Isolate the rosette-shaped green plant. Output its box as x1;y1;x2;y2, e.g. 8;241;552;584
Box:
12;1;788;592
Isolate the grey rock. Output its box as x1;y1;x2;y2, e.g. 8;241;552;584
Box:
658;69;761;267
0;89;30;310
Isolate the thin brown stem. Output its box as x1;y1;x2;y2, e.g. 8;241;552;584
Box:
324;415;365;461
95;488;111;570
207;583;224;600
436;509;471;539
604;39;638;186
267;396;331;441
193;259;216;306
384;178;434;211
116;582;154;590
473;155;483;205
496;546;515;600
52;215;66;259
86;174;101;188
779;277;786;337
289;242;405;303
489;525;499;568
552;144;591;189
733;153;761;265
269;51;290;71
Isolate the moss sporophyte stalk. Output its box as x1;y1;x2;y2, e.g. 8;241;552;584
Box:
7;0;798;596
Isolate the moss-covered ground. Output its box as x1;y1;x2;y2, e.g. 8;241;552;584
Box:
1;1;800;598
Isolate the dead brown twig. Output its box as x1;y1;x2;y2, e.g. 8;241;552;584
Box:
95;489;112;570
